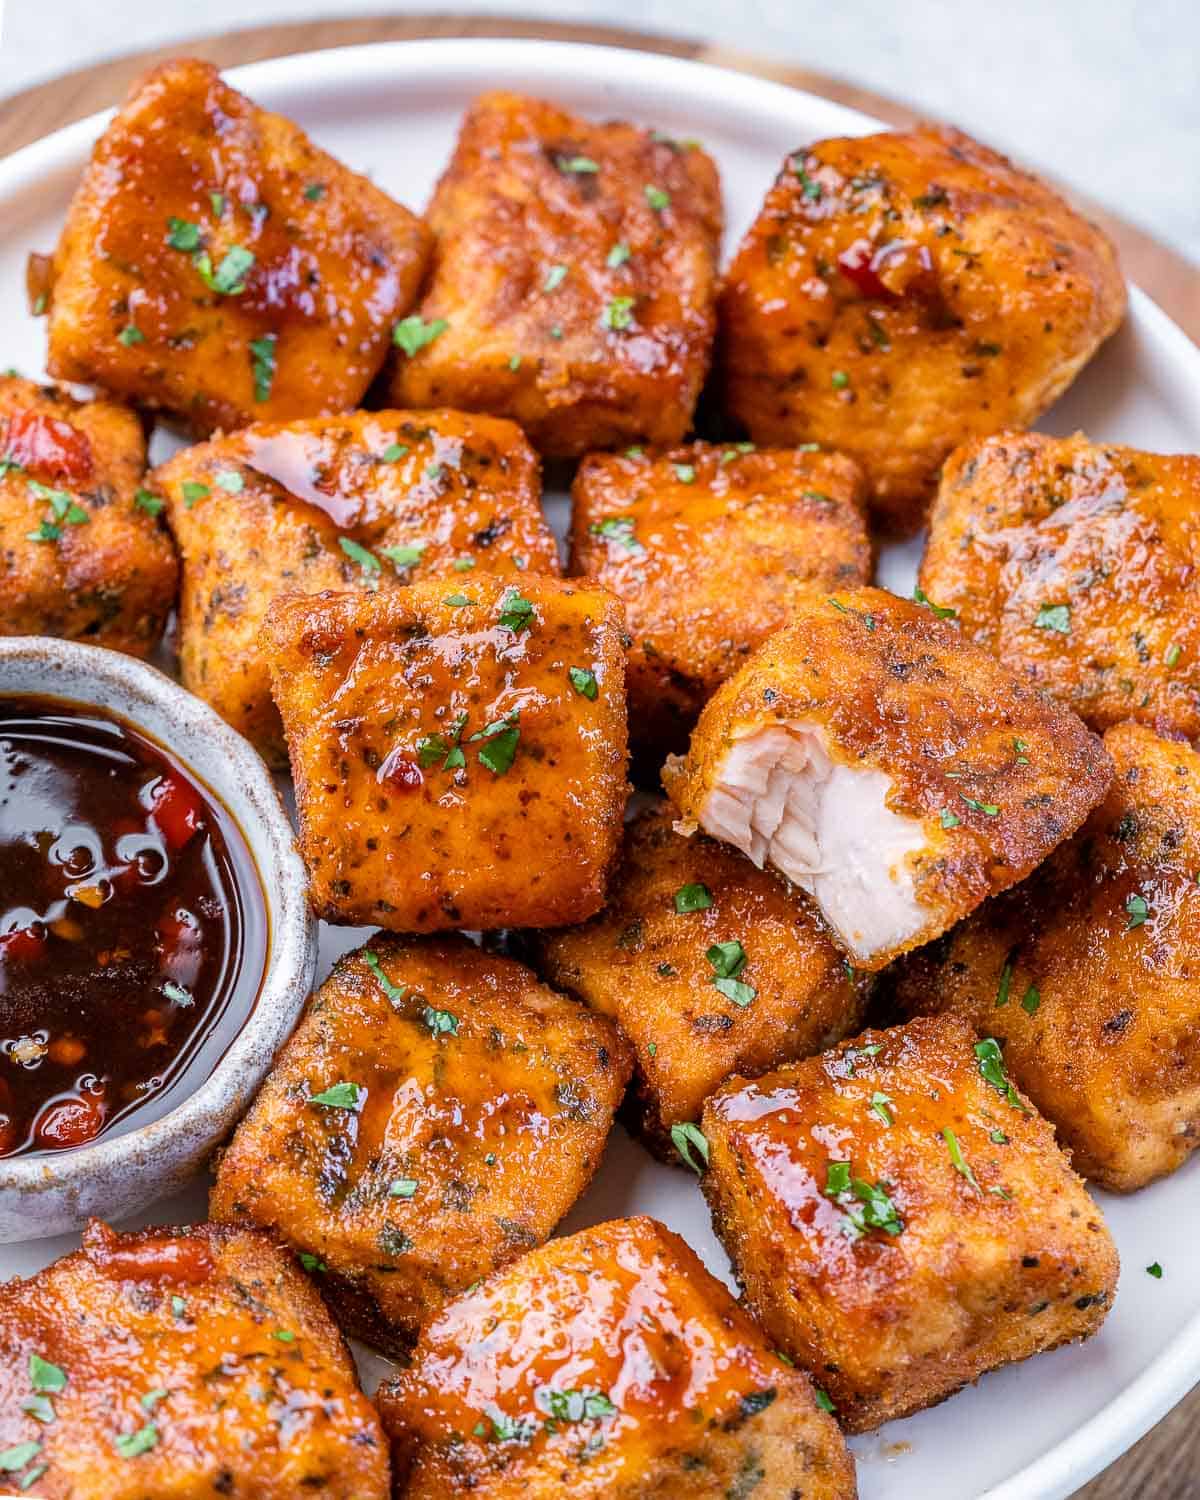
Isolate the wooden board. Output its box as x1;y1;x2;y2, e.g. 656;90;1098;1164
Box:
0;17;1195;1498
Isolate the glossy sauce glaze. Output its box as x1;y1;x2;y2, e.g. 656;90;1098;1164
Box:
0;695;266;1154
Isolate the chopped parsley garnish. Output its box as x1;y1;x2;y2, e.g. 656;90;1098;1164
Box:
310;1081;362;1110
543;263;569;293
426;464;443;481
272;1329;295;1343
706;940;756;1006
389;1178;418;1198
339;536;382;577
181;481;209;508
115;1423;159;1458
1013;737;1030;764
1021;984;1041;1015
422;1005;459;1037
960;793;1000;816
29;1355;66;1394
381;443;409;462
590;515;643;553
0;1442;42;1473
606;242;631;268
363;949;408;1006
791;161;822;200
868;1091;894;1126
624;446;644;458
814;1387;836;1414
943;1128;981;1192
603;295;636;330
568;666;598;699
990;1129;1009;1145
1147;1262;1164;1279
508;354;522;371
193;244;254;295
1034;603;1071;634
824;1162;904;1237
304;182;326;201
393;315;448;356
1166;644;1182;667
540;1388;618;1423
913;585;957;619
140;1389;169;1413
468;711;520;775
299;1252;327;1273
444;592;474;607
497;590;535;633
996;955;1015;1007
171;1295;186;1318
940;807;961;829
453;557;475;572
166;217;201;251
380;541;426;569
674;882;712;913
475;1410;537;1444
831;370;850;390
974;1038;1029;1112
249;334;277;402
643;184;670;212
673;463;696;484
1126;893;1150;929
557;155;599;174
25;479;88;542
416;712;468;771
671;1120;709;1174
118;324;144;346
163;981;193;1006
20;1393;54;1424
209;192;225;216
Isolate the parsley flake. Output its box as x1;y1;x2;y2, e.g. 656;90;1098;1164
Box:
943;1128;981;1192
389;1178;418;1198
543;263;569;293
29;1355;66;1394
674;882;712;913
364;949;408;1006
304;182;326;201
569;665;598;699
468;712;521;775
497;591;535;633
134;489;164;517
960;793;1000;816
671;1120;709;1174
540;1388;617;1423
673;463;696;484
339;536;382;577
166;217;201;251
868;1091;895;1126
249;334;277;402
380;541;426;570
1147;1262;1164;1279
194;244;254;295
974;1038;1030;1112
181;481;209;508
115;1423;158;1458
814;1387;836;1414
0;1442;42;1474
913;585;957;619
423;1005;459;1037
1126;893;1150;928
381;443;409;462
393;315;448;356
557;155;599;174
644;184;671;212
118;324;144;346
310;1081;362;1110
1020;984;1041;1015
606;242;631;268
215;469;244;494
940;807;961;829
590;516;642;553
824;1163;904;1237
831;370;850;390
1034;603;1071;634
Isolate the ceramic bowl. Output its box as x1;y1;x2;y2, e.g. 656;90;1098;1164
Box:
0;637;315;1239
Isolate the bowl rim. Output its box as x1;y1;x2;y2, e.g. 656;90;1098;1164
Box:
0;635;316;1190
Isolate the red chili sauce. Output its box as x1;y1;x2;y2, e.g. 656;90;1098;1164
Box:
0;695;267;1155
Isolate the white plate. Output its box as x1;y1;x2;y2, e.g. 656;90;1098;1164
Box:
1;38;1198;1500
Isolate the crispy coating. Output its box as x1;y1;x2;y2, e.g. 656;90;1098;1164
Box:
388;92;723;457
701;1014;1119;1433
376;1215;856;1499
568;442;870;751
0;376;176;655
718;125;1126;533
663;586;1113;968
888;723;1200;1191
211;935;630;1354
0;1218;388;1498
920;431;1200;737
153;409;557;764
533;802;868;1154
43;59;429;435
263;576;628;930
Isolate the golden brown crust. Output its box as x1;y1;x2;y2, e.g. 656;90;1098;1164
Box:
701;1015;1120;1433
920;430;1200;737
0;376;177;655
887;722;1200;1191
0;1218;388;1497
211;934;631;1354
153;409;557;764
376;1215;857;1499
533;802;868;1153
262;576;629;931
718;125;1126;533
663;585;1113;966
389;91;722;456
568;442;870;752
45;59;430;434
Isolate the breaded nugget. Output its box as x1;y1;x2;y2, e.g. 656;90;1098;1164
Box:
0;375;176;655
889;723;1200;1191
388;92;722;456
153;409;556;763
533;802;867;1155
701;1014;1119;1432
42;59;429;434
663;586;1112;969
376;1215;856;1499
263;576;628;931
718;125;1125;533
211;935;630;1354
568;442;869;751
0;1218;387;1497
920;431;1200;736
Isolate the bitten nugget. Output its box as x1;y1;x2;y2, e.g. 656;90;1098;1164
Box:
388;92;723;456
0;1218;388;1498
663;586;1112;969
701;1015;1119;1432
889;723;1200;1191
920;431;1200;737
534;802;868;1155
568;442;869;750
264;576;628;931
719;125;1125;533
41;59;429;434
0;376;176;655
377;1215;856;1499
211;935;630;1353
153;409;557;763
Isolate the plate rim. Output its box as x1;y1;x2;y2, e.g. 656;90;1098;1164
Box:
0;34;1197;1500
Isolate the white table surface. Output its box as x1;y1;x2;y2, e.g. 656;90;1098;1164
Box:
0;0;1196;265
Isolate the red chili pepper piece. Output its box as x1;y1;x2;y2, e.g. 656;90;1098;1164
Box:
379;753;424;793
0;924;47;963
34;1090;107;1149
836;238;891;300
148;771;204;850
3;409;94;483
